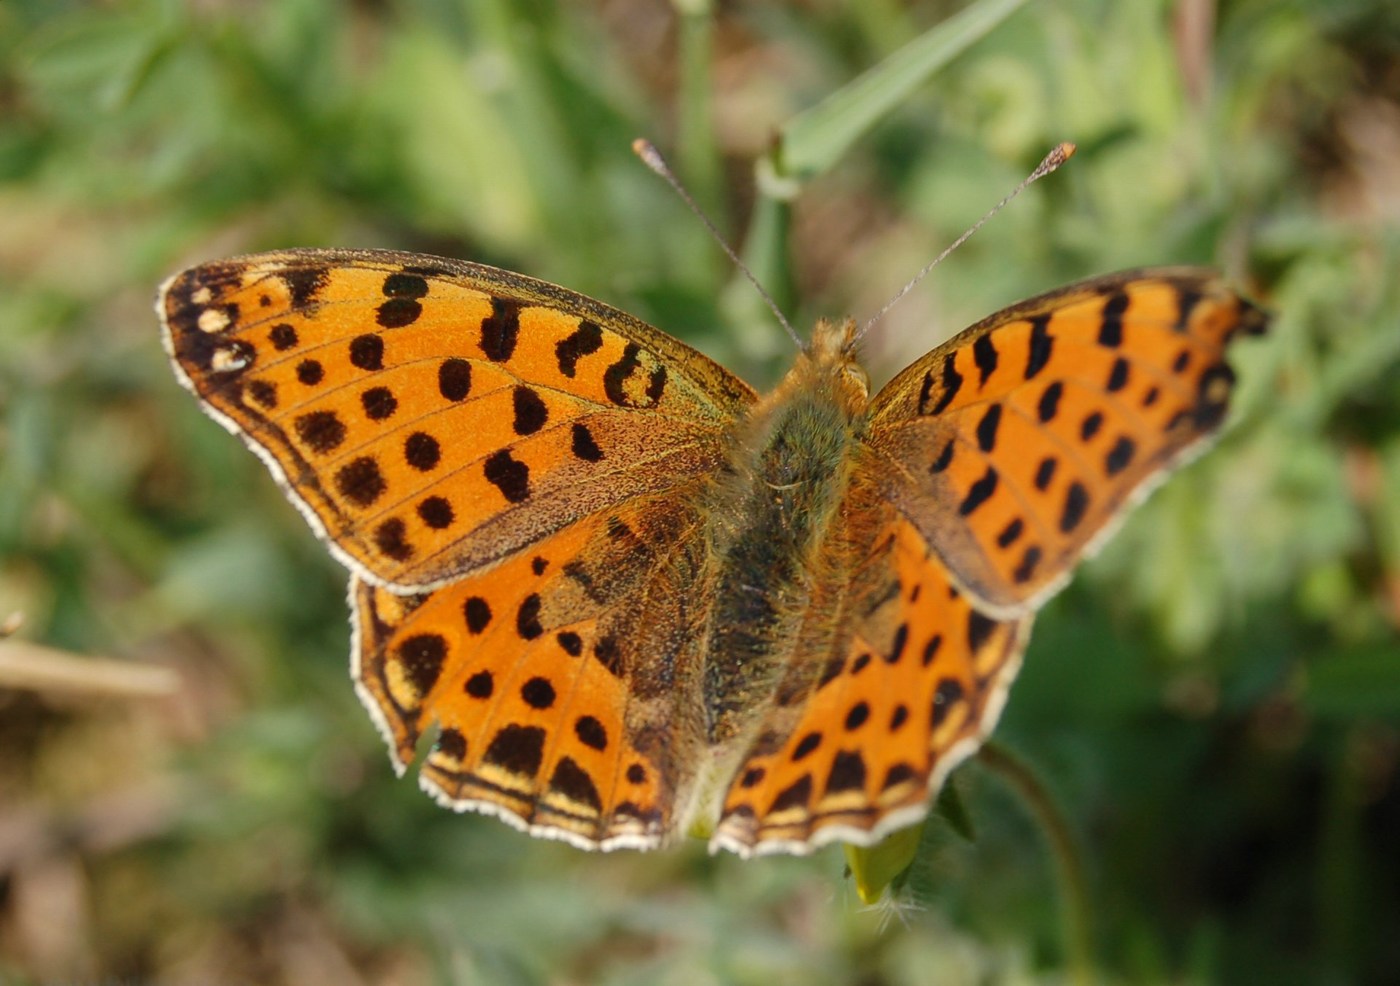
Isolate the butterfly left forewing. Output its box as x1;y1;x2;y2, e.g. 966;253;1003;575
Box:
160;249;754;592
867;269;1267;613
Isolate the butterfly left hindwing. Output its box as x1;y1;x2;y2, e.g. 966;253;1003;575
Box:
352;493;710;851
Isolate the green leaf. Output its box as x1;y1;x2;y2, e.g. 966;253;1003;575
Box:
1304;646;1400;718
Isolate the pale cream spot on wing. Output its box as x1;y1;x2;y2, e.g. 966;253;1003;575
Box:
198;307;231;333
210;346;250;373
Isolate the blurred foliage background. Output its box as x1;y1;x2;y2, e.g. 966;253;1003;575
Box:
1;0;1398;983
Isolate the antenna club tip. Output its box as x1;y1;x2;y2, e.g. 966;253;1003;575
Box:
1040;142;1076;171
1028;141;1077;182
632;138;664;172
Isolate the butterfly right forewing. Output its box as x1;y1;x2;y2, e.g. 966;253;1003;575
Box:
867;270;1267;614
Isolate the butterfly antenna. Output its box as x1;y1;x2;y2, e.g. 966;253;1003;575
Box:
857;142;1077;342
633;139;804;350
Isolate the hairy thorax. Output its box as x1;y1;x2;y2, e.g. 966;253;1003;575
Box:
701;318;872;745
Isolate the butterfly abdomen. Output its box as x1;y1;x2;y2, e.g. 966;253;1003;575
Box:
701;341;872;745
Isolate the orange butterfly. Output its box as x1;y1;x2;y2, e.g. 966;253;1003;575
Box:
159;249;1265;856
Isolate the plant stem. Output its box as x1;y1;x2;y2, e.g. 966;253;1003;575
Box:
978;741;1096;986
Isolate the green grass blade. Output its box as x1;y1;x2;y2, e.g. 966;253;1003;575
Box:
777;0;1030;180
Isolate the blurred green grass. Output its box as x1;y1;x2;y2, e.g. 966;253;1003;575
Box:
1;0;1398;983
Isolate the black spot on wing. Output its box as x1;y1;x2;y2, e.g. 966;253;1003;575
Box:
516;594;543;640
1107;356;1130;392
931;678;965;727
483;724;546;778
923;353;962;416
1098;290;1128;347
335;457;386;507
1193;364;1236;428
555;320;603;377
844;702;870;730
484;450;530;503
438;358;472;401
1060;481;1089;532
603;342;667;408
296;359;324;386
247;379;277;409
976;403;1003;452
465;670;493;698
361;386;397;421
480;298;522;362
397;633;446;697
973;334;998;387
1081;411;1103;441
792;732;822;762
959;466;998;516
374;518;412;561
349;334;385;370
268;323;297;350
996;517;1023;548
921;634;943;667
1025;314;1053;379
918;371;935;414
825;750;867;794
967;610;996;652
417;496;454;529
930;439;954;473
1174;289;1202;330
549;757;602;812
1038;381;1063;422
464;597;491;633
1013;545;1042;583
885;624;908;665
521;676;555;709
881;763;918;791
402;263;451;278
511;386;549;435
296;411;345;453
571;423;604;462
770;775;813;814
404;432;441;471
575;716;607;751
436;727;467;761
1105;436;1135;475
281;268;328;308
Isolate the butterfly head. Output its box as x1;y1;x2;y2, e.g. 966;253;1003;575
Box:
804;317;870;408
